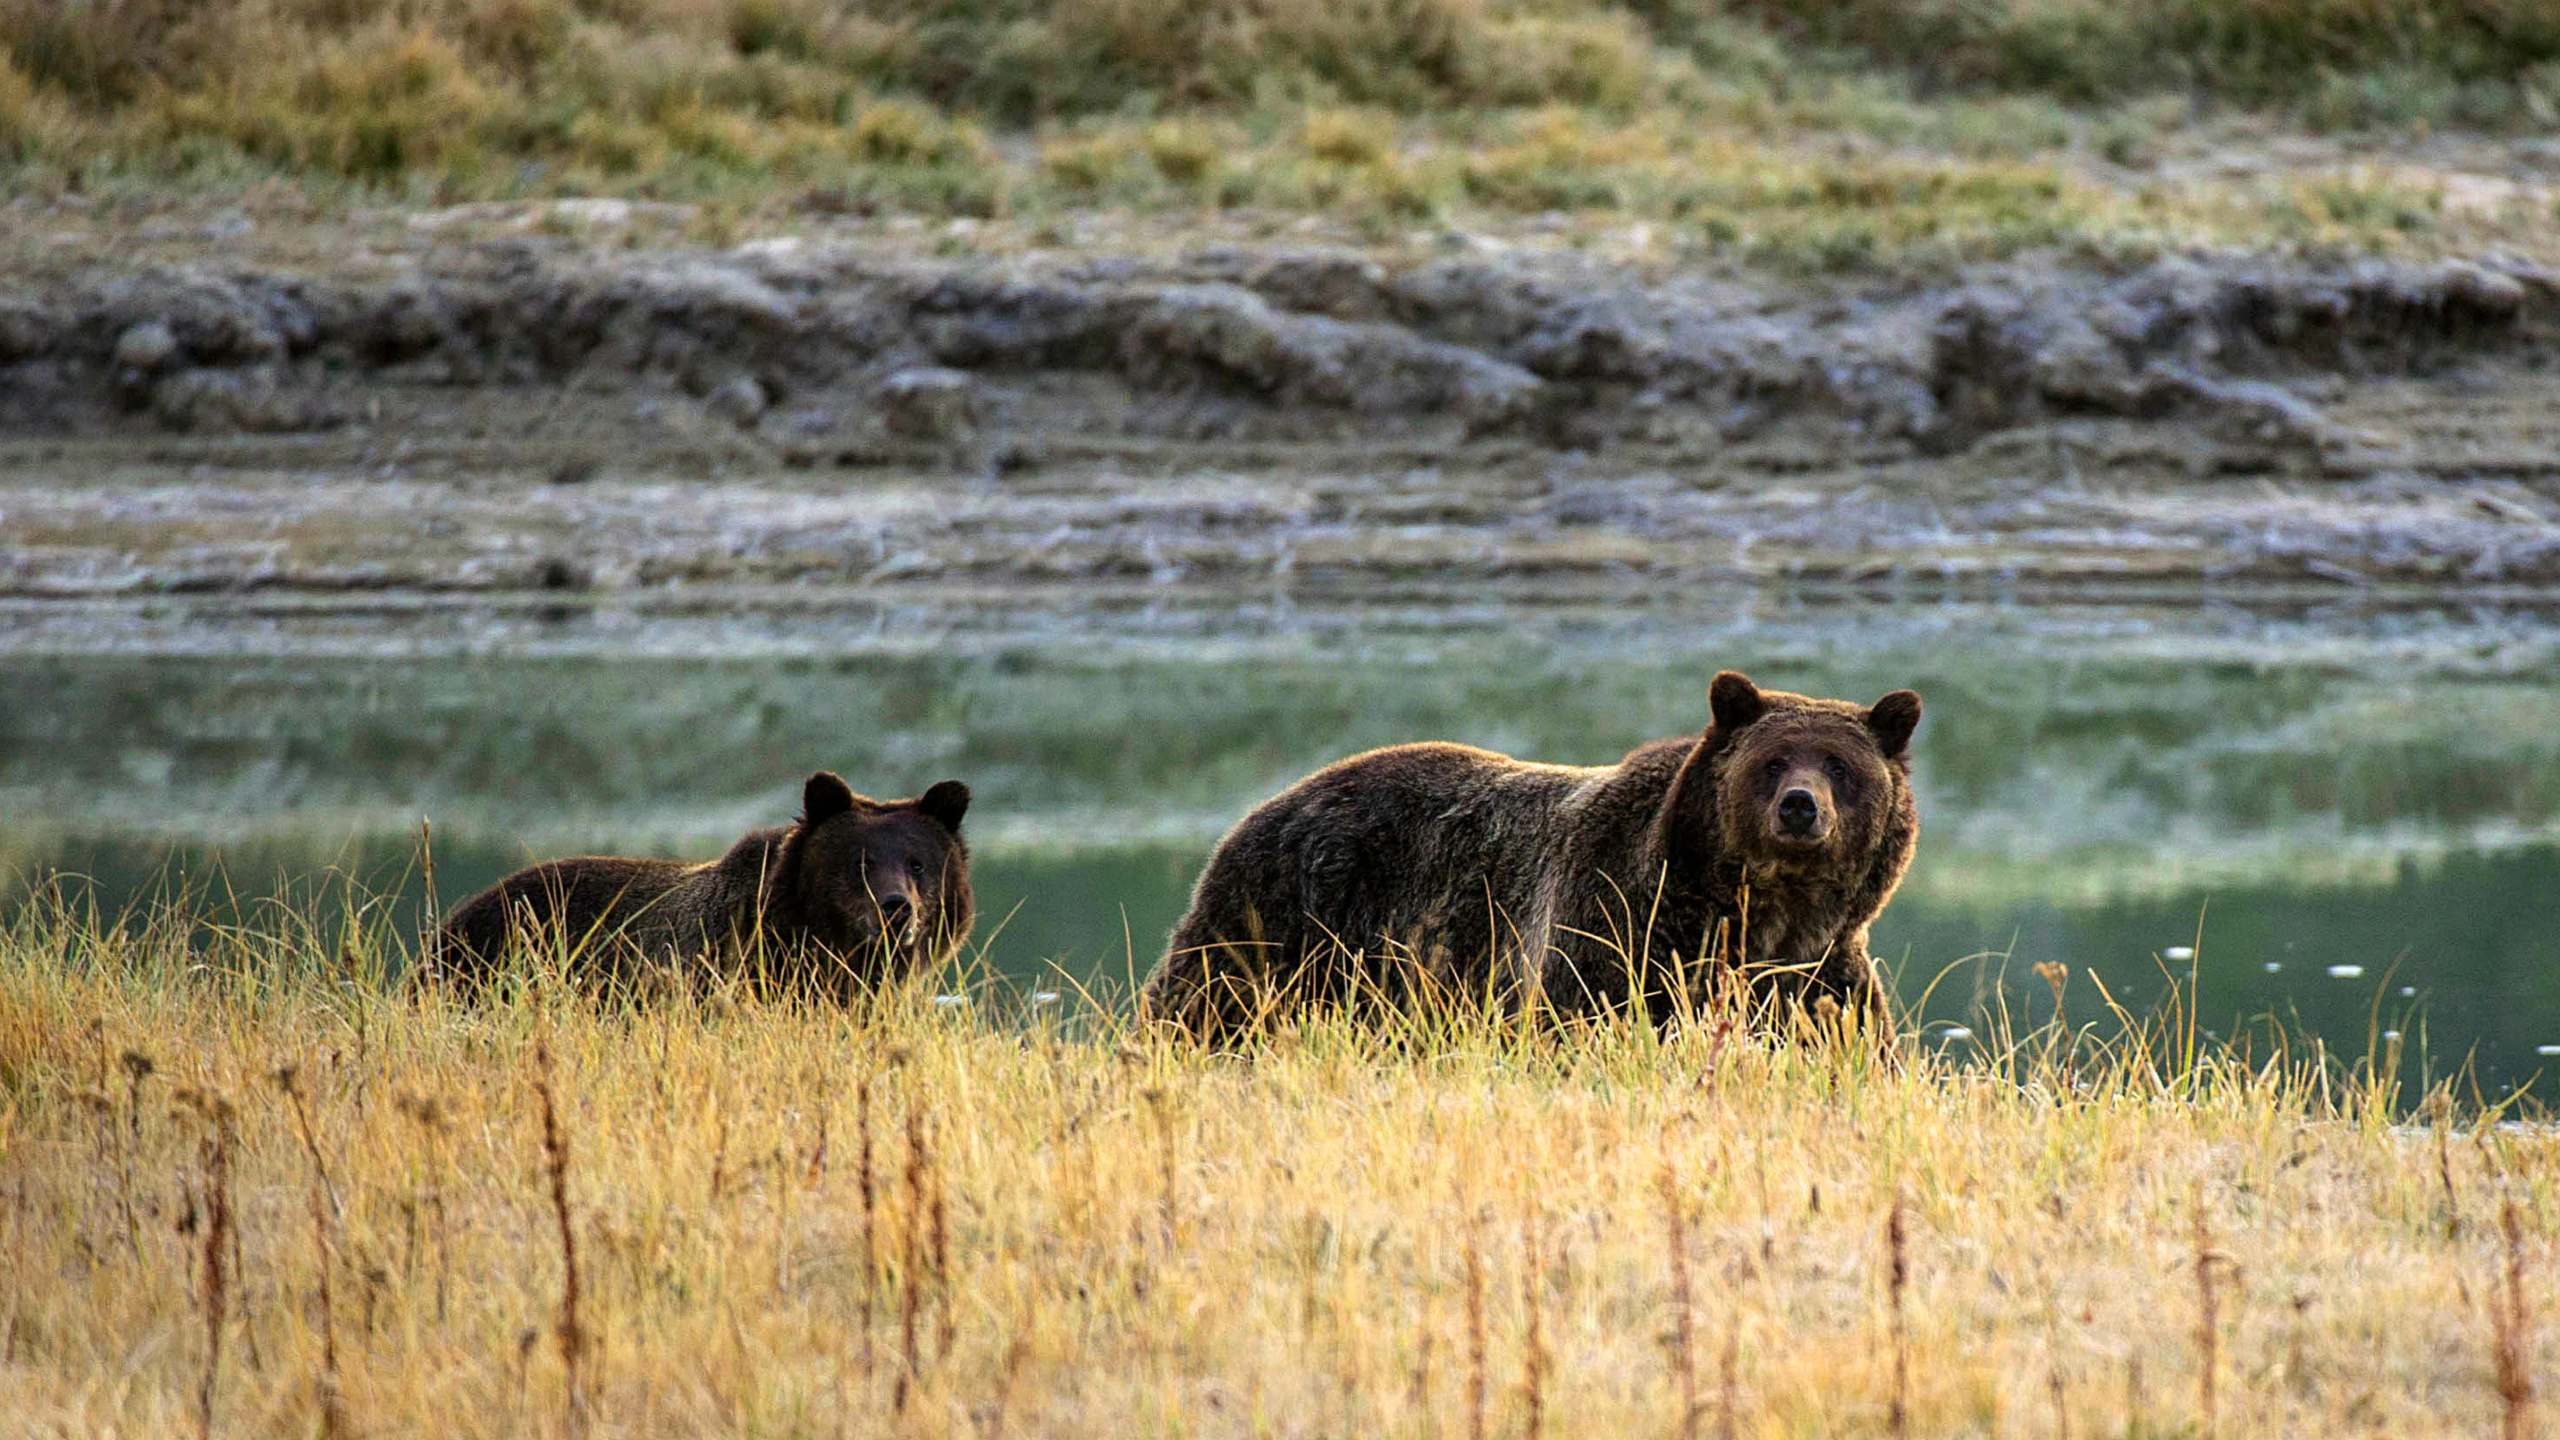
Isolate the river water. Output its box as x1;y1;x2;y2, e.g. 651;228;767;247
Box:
7;592;2558;1093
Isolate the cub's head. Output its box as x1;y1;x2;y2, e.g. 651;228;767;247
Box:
1706;671;1921;873
787;771;974;979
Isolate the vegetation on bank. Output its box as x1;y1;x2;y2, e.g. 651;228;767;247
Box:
3;2;2557;267
3;878;2552;1436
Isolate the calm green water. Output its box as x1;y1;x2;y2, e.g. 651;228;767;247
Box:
7;594;2560;1091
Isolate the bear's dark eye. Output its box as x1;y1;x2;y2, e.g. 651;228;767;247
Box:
907;857;927;880
1762;758;1787;780
1823;755;1849;782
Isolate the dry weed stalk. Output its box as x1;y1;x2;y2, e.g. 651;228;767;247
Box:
1716;1326;1740;1440
275;1065;346;1440
189;1092;236;1440
709;1107;731;1203
2034;962;2073;1088
1143;1086;1177;1247
114;1050;153;1257
532;1041;587;1438
1658;1163;1700;1440
776;1135;798;1296
1407;1319;1435;1436
2192;1181;2220;1440
2043;1303;2070;1440
395;1093;454;1323
805;1101;830;1184
1519;1201;1550;1440
417;817;439;975
980;1327;1033;1439
857;1072;879;1381
2495;1197;2534;1440
931;1115;955;1362
896;1097;929;1412
1886;1189;1909;1439
2440;1117;2465;1242
1464;1205;1489;1440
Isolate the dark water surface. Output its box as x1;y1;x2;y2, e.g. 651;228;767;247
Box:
8;593;2559;1092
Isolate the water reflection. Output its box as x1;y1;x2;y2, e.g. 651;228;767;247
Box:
6;594;2558;1089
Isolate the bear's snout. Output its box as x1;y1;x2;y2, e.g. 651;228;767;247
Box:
1763;775;1838;849
1775;788;1822;837
875;891;917;933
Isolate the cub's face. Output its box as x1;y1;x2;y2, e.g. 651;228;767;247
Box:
792;773;972;977
1706;672;1921;874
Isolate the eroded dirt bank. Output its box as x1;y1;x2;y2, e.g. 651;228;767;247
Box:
5;226;2558;597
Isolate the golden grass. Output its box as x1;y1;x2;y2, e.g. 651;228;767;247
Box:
2;879;2555;1437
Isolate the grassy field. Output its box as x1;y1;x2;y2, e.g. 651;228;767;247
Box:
3;881;2554;1437
6;1;2560;267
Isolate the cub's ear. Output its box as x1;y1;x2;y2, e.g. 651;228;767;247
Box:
916;780;970;835
1866;690;1923;758
800;771;859;826
1708;671;1766;733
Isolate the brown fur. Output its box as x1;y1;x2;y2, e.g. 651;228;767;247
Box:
430;772;974;1000
1139;672;1921;1042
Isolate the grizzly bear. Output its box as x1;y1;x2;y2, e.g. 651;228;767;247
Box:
430;772;973;999
1139;672;1920;1041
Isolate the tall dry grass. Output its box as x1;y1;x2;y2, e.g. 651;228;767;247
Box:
0;874;2554;1436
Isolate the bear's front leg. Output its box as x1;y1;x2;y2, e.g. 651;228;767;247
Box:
1813;927;1900;1055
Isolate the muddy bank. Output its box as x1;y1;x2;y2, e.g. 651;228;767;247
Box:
4;234;2558;596
8;236;2556;452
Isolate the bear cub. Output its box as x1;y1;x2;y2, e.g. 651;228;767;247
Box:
1141;672;1920;1041
432;771;973;999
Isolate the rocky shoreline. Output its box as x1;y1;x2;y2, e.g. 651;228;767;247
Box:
5;232;2558;597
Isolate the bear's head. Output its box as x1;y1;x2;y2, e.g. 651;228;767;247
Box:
1705;671;1921;875
784;771;973;980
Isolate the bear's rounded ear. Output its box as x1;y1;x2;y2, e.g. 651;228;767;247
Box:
801;771;859;826
917;780;970;835
1866;690;1922;758
1708;671;1765;733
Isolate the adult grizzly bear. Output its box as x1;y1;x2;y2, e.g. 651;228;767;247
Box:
1140;672;1919;1041
430;772;973;999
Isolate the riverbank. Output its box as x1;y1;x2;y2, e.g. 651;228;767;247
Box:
4;213;2558;599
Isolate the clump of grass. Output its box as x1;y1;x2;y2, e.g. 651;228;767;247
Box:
1299;106;1395;169
0;50;51;158
155;25;502;183
0;880;2550;1435
1140;117;1223;186
847;97;983;168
